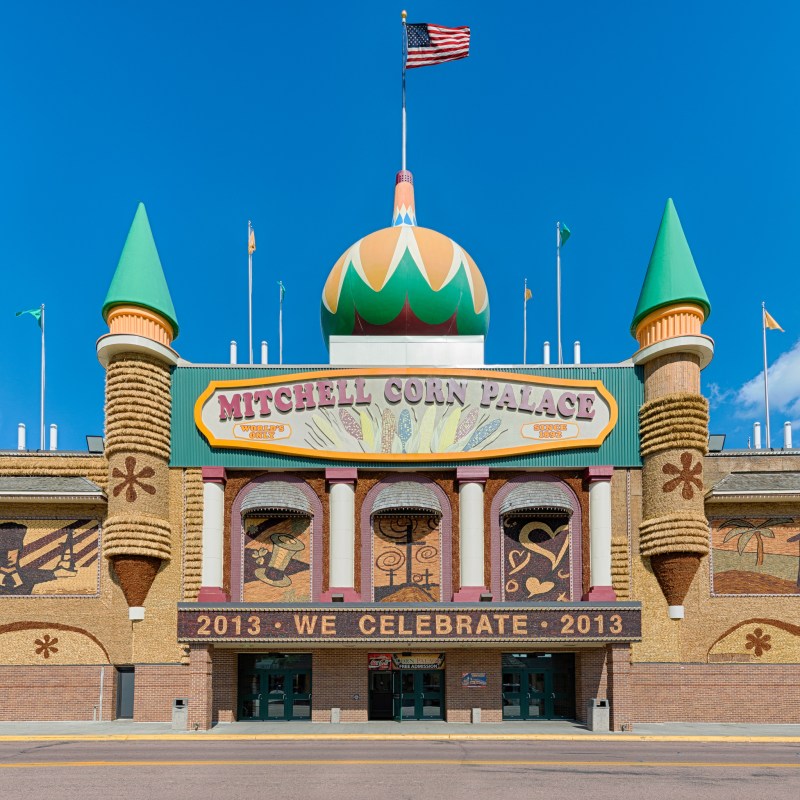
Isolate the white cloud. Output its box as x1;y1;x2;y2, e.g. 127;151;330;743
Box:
734;337;800;427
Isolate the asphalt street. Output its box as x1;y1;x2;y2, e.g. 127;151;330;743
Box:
0;739;798;799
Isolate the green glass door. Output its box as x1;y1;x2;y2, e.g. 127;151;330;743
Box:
238;654;312;720
502;654;575;720
392;670;444;721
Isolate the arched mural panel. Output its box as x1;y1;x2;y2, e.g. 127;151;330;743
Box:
230;476;323;602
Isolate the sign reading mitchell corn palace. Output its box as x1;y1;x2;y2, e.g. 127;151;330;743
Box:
182;367;640;645
194;368;618;461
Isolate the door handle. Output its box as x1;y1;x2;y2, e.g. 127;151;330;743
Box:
551;693;556;699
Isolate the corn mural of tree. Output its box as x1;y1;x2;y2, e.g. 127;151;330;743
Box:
719;517;792;567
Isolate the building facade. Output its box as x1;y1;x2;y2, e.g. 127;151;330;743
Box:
1;179;799;729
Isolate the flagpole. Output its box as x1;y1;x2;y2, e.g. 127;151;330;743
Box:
523;278;528;365
279;283;284;365
401;10;408;171
762;301;771;449
40;303;45;451
556;222;563;365
248;220;253;364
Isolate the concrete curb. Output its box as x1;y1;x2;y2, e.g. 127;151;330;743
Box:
2;734;800;743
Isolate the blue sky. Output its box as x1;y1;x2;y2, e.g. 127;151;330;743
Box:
1;1;798;451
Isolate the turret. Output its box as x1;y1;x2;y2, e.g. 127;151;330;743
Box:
97;203;179;619
632;199;713;619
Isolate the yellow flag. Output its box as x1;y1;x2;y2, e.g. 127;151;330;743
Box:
765;309;783;331
524;287;532;302
248;228;256;254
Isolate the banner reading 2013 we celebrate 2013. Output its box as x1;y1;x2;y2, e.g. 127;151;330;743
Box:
194;368;618;462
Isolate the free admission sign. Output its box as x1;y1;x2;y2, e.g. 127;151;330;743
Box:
193;368;618;462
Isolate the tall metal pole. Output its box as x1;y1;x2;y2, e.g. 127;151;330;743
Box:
556;222;563;365
523;278;528;365
248;220;253;364
401;10;408;171
279;284;284;365
40;303;45;450
762;301;771;449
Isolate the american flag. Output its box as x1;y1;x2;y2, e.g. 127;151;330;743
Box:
405;23;470;69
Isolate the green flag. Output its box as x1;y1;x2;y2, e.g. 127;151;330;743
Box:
16;307;42;329
560;223;571;246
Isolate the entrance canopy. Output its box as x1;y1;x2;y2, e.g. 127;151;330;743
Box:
500;483;573;517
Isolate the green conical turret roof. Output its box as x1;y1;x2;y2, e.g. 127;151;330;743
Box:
102;202;179;337
631;198;710;334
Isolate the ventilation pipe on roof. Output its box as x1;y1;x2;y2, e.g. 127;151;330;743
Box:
543;341;551;365
753;422;762;450
261;341;268;365
784;421;793;449
49;424;58;451
17;423;25;451
573;341;581;364
230;340;237;364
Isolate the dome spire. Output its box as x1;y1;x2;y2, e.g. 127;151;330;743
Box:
392;170;416;226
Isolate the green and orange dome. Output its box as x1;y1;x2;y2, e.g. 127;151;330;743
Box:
321;172;489;342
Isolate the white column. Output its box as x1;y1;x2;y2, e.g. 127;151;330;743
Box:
325;469;359;600
584;466;616;601
198;467;228;602
454;467;489;601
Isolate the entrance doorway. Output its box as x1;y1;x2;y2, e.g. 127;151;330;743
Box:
368;653;445;721
116;666;134;719
237;653;312;720
502;653;575;720
394;669;444;720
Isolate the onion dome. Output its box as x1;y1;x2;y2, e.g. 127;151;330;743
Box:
321;171;489;342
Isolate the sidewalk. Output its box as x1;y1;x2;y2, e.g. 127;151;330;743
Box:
1;719;800;742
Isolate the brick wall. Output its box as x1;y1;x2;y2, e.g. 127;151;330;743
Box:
312;649;369;722
212;649;237;723
575;648;608;723
631;662;800;723
188;644;212;729
445;650;501;722
133;664;191;722
0;665;114;721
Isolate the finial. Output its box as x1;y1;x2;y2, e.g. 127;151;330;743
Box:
401;10;407;21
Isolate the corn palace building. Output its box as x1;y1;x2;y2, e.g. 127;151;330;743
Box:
1;175;799;730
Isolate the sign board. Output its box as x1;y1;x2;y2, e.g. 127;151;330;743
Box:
194;368;618;462
462;672;487;687
178;604;641;644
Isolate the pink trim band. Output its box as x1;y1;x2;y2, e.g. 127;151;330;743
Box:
197;586;229;602
452;586;491;601
456;466;489;484
584;466;614;483
582;585;617;601
201;466;227;484
326;468;358;484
